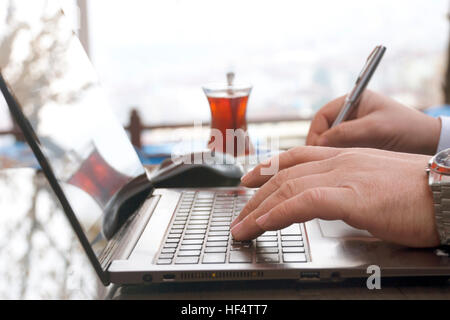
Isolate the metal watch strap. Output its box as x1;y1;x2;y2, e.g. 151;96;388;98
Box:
431;183;450;246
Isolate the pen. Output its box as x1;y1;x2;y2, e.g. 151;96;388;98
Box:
331;45;386;128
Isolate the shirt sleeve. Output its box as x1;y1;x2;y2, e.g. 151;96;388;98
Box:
437;116;450;152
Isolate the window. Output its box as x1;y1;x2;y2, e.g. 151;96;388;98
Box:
85;0;449;126
1;0;449;146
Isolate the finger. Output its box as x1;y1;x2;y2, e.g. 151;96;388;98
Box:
240;146;342;188
251;187;354;236
231;173;338;240
316;117;376;148
306;95;347;146
232;158;335;228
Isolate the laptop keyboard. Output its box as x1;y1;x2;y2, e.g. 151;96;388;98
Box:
156;190;307;265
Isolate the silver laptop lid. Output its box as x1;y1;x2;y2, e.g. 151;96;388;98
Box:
0;1;148;284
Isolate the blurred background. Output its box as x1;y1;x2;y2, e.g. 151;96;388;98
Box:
1;0;450;167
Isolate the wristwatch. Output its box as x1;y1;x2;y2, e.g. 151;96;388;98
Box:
427;148;450;246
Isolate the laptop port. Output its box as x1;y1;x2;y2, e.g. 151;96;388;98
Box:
142;274;153;282
300;271;320;280
163;274;176;281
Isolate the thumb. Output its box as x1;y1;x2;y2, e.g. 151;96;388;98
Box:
316;118;371;148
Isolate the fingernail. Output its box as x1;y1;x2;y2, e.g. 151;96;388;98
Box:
240;172;251;184
230;221;244;238
255;213;270;227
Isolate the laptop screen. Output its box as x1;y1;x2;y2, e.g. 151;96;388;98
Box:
0;1;146;258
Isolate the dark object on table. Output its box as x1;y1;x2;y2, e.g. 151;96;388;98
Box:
148;151;244;188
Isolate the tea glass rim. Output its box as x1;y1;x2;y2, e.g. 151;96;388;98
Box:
202;82;252;94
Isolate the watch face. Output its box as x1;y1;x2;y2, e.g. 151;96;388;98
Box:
433;148;450;175
435;149;450;168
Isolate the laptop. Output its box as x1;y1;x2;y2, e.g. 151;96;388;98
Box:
1;3;449;286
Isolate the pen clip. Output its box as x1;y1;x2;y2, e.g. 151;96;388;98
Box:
355;45;380;84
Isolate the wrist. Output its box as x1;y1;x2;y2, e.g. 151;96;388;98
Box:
422;116;441;155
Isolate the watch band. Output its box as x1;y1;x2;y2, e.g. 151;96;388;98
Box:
430;183;450;246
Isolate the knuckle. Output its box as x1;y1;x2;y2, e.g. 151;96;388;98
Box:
279;179;296;199
335;151;361;163
301;188;324;205
272;168;290;188
271;201;291;224
334;124;350;140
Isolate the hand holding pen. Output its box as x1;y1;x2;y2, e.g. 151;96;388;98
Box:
306;45;441;155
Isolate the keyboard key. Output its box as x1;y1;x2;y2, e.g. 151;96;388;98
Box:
229;250;253;263
208;231;229;236
282;247;305;253
206;236;228;242
281;225;301;235
188;220;209;225
194;202;214;206
256;253;279;263
157;259;172;265
256;236;278;242
181;239;203;245
211;220;230;225
161;248;176;254
168;234;182;239
202;253;226;264
212;213;233;217
283;253;307;263
191;208;211;212
164;243;178;248
177;250;201;257
206;241;228;247
173;221;186;226
214;204;234;209
172;225;185;230
165;238;180;243
190;215;210;220
159;253;174;259
187;225;207;230
281;235;303;241
260;231;277;237
256;247;278;254
256;242;278;248
179;244;202;251
210;226;229;231
197;193;215;198
211;217;232;222
212;209;233;214
185;229;206;235
204;247;227;253
195;199;214;203
175;256;199;264
231;242;253;250
183;234;205;240
281;241;304;247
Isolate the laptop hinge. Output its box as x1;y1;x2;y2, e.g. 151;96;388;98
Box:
99;195;161;269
